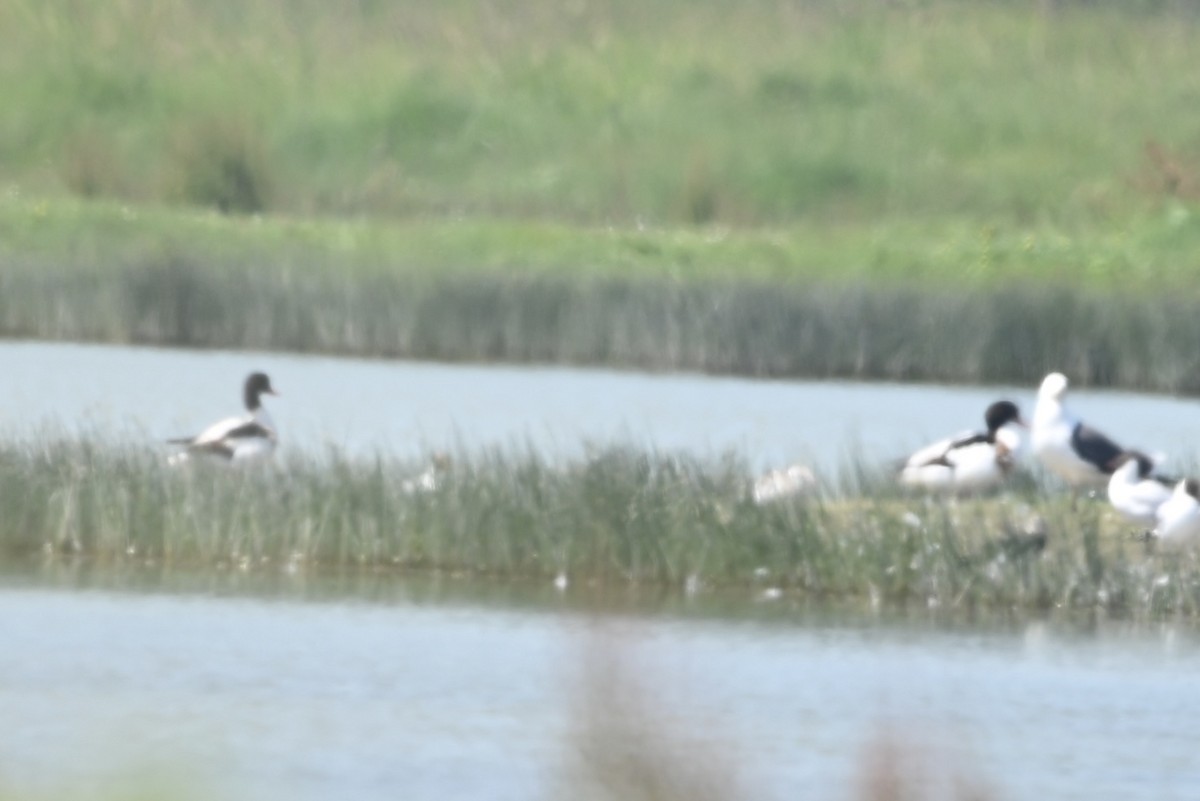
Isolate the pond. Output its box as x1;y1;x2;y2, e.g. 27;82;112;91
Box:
2;341;1197;474
0;573;1195;801
3;342;1199;800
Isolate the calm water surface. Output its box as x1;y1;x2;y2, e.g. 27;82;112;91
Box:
0;577;1196;801
3;341;1199;472
3;342;1200;800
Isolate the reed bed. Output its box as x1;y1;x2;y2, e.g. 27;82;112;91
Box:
4;438;1199;619
7;255;1200;391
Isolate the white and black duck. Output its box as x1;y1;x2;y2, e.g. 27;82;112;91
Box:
1148;478;1200;547
1107;451;1175;527
169;372;279;465
1031;372;1129;488
898;400;1025;493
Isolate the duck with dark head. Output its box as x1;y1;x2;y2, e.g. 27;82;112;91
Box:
168;372;279;465
898;400;1026;493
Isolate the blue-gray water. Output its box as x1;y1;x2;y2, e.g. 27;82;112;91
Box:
2;341;1198;473
5;342;1200;800
0;579;1196;801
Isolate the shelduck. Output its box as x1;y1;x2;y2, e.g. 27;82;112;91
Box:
898;400;1025;493
169;372;279;465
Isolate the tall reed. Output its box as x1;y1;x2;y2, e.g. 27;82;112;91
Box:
5;256;1200;391
3;438;1197;619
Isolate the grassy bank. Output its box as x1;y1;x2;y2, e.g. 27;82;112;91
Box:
3;0;1200;227
4;438;1197;619
4;1;1200;387
6;198;1200;391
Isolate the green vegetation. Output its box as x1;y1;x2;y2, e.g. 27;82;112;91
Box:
2;0;1200;387
4;0;1200;226
5;196;1200;390
5;438;1197;619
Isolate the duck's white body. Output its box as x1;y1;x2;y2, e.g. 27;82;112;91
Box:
1107;457;1172;527
183;407;277;463
170;372;278;465
899;426;1021;493
1151;480;1200;546
898;400;1025;493
1031;372;1124;487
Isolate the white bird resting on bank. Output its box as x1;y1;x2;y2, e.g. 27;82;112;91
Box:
1031;372;1129;489
897;400;1026;493
1107;451;1174;528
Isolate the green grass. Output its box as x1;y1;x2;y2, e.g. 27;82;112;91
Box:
5;195;1200;391
4;1;1200;387
3;0;1200;227
4;437;1199;620
4;193;1200;288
